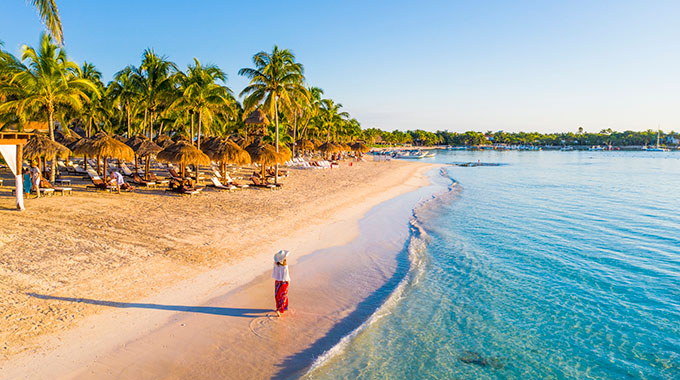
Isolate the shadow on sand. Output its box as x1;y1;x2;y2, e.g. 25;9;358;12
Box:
272;244;412;379
26;292;270;318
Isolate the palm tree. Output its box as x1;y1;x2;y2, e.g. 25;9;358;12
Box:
77;62;104;137
239;46;306;182
28;0;64;45
108;65;142;138
135;49;178;138
318;99;349;142
0;33;98;181
172;58;234;149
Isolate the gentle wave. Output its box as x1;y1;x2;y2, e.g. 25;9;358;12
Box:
303;169;457;377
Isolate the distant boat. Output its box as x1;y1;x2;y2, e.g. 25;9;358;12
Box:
642;129;669;152
588;146;604;151
560;146;574;151
447;146;466;150
393;150;427;159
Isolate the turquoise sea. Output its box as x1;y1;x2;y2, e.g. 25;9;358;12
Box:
305;151;680;380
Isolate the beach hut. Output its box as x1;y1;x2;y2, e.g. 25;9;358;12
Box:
244;109;270;138
73;132;135;179
23;134;71;178
156;140;211;181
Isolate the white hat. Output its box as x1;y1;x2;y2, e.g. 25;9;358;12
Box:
274;250;289;263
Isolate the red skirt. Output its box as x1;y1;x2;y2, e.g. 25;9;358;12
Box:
275;280;289;313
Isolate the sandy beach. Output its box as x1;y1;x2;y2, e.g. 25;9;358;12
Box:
0;160;434;379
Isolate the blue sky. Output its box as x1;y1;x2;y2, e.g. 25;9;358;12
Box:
1;0;679;133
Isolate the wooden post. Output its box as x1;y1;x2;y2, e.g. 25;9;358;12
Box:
16;143;24;211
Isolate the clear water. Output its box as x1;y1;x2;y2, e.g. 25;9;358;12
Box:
305;151;680;380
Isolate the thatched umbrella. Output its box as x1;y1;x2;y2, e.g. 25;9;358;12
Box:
205;138;252;179
296;139;315;155
246;143;287;180
54;130;78;146
154;135;174;148
157;140;211;181
351;142;370;153
23;134;71;178
125;135;147;173
135;140;163;180
74;132;134;179
317;141;340;155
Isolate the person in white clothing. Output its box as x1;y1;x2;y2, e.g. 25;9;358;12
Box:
272;250;290;316
30;163;41;198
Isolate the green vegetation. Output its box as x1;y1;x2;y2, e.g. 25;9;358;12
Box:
0;35;366;150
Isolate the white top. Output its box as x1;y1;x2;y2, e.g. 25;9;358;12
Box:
112;171;125;185
272;263;290;282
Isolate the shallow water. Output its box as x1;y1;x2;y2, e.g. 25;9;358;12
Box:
305;151;680;380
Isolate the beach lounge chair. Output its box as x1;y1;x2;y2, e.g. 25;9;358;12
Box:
120;163;134;177
250;176;278;189
131;174;156;188
208;176;236;191
148;172;170;186
224;173;249;188
86;173;115;192
41;179;72;196
168;168;183;180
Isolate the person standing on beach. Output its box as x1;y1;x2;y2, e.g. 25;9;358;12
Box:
272;250;290;317
22;168;32;195
30;163;41;198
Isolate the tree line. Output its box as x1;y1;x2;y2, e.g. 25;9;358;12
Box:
0;34;365;151
363;128;679;147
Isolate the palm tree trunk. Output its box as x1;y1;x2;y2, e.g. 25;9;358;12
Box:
190;113;194;146
48;108;57;182
143;109;148;137
97;155;101;176
293;112;297;157
274;97;279;184
88;117;92;138
197;109;202;150
127;107;131;138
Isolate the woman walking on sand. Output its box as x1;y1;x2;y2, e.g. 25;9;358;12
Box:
272;250;290;316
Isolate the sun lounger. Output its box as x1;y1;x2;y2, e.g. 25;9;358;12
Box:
250;176;278;189
40;179;72;195
224;173;249;188
208;176;236;191
132;174;156;188
120;163;134;176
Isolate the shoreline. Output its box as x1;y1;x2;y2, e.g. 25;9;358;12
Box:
0;161;437;379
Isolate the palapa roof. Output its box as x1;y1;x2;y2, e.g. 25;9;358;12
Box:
245;143;287;165
154;135;174;148
23;134;71;161
317;141;341;153
205;138;251;165
73;132;135;161
296;139;315;151
135;140;163;157
125;135;147;150
54;130;79;146
156;140;211;166
351;142;370;153
244;109;270;125
67;137;91;153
